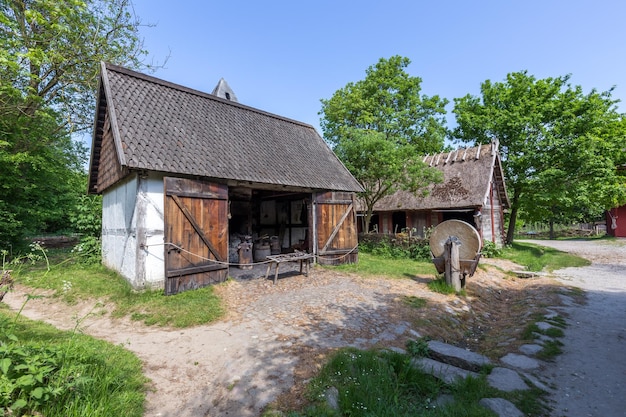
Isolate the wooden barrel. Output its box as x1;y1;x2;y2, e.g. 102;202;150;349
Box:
254;244;271;262
237;242;253;270
270;236;281;255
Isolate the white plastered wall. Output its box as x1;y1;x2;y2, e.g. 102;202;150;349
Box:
101;172;165;289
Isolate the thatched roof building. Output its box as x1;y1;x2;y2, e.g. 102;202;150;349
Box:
363;142;509;246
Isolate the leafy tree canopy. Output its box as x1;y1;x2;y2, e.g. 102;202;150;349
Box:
334;128;442;231
320;56;446;232
453;71;626;241
0;90;86;246
320;55;448;153
0;0;153;247
0;0;151;130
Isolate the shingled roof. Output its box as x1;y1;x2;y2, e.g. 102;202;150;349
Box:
371;142;509;211
88;63;363;194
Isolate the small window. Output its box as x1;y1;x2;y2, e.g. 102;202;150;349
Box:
225;92;231;100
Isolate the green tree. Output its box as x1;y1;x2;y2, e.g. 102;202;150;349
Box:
334;128;442;232
320;56;447;231
0;89;86;247
0;0;150;129
0;0;154;247
453;71;626;242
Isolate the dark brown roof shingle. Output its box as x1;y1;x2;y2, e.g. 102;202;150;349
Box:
89;63;363;193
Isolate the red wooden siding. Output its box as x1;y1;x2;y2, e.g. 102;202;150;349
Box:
607;206;626;237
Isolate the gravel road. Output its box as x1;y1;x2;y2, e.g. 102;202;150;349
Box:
519;239;626;417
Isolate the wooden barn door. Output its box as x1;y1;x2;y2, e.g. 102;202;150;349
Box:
164;177;228;295
314;191;358;265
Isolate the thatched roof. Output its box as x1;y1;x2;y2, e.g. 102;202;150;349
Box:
370;143;509;212
88;63;363;194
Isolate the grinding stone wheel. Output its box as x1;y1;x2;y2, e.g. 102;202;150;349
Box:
429;219;482;260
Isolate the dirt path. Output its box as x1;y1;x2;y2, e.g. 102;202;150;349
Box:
4;253;570;416
5;270;446;416
519;239;626;417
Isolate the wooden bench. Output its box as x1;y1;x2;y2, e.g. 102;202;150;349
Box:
264;252;315;284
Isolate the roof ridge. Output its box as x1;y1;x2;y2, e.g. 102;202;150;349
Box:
419;143;499;163
102;62;316;131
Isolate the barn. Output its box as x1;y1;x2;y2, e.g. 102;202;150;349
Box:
363;142;509;247
88;63;363;295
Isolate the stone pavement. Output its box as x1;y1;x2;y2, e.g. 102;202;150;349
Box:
321;307;564;417
383;309;562;417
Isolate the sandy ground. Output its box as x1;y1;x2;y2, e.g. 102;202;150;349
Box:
519;239;626;417
4;239;623;416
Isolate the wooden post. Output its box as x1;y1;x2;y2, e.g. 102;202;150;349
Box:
444;236;462;292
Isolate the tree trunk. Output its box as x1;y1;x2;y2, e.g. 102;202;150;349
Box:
363;205;373;233
506;207;517;245
505;188;521;245
549;220;555;239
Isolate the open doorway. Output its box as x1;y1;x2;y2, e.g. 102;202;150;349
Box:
392;211;406;233
227;187;311;266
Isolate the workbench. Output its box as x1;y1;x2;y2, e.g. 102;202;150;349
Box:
264;252;315;284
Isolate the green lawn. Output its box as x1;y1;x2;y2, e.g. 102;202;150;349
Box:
330;252;437;279
500;241;590;271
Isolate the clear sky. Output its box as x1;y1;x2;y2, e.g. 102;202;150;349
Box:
129;0;626;133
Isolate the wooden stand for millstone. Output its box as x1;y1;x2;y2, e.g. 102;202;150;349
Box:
443;236;463;291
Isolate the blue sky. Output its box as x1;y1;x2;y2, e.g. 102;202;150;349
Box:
130;0;626;133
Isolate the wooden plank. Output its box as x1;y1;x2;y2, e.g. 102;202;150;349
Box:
164;190;227;200
318;248;359;255
313;200;353;205
164;177;229;295
167;263;226;278
171;194;226;263
320;203;353;253
314;192;358;266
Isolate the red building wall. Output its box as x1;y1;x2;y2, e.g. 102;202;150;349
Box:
606;206;626;237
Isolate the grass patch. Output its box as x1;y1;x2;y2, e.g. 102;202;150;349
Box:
401;295;428;309
298;347;444;416
522;313;566;363
427;277;466;295
501;386;550;416
11;249;225;328
536;339;564;361
543;327;564;338
521;323;541;340
0;308;146;416
406;338;430;358
500;242;590;272
331;252;435;279
544;315;567;328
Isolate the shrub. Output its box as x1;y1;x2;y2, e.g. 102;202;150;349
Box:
71;236;101;265
70;195;102;264
358;234;431;261
481;241;502;258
